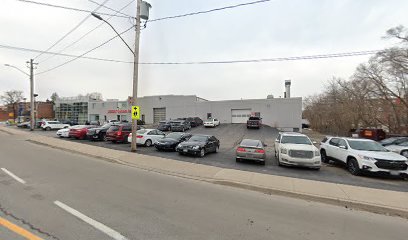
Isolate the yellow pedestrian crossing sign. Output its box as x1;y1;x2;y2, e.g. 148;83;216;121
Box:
131;106;140;120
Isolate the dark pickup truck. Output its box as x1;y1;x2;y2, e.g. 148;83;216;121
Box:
247;116;262;129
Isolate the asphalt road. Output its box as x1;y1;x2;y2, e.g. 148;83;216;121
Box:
21;124;408;192
1;131;407;240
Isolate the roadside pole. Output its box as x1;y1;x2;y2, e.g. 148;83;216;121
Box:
29;59;35;131
131;0;141;152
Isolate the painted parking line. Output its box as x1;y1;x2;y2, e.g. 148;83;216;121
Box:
1;168;26;184
54;201;128;240
0;217;43;240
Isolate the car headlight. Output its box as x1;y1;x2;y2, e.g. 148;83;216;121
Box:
281;148;287;154
358;155;376;161
176;144;182;149
314;150;320;157
192;146;200;150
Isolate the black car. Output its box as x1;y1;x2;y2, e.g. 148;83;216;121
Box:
170;120;190;132
87;123;116;141
157;120;172;131
176;117;194;128
154;132;192;151
191;117;203;127
176;134;220;157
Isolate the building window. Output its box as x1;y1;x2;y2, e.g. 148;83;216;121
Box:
92;103;96;109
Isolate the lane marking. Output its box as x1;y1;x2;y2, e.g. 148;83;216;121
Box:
0;216;43;240
54;201;128;240
1;168;26;184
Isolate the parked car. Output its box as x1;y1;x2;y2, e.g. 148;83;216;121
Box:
176;117;194;127
385;141;408;158
17;121;30;128
247;116;262;129
350;128;386;141
379;137;408;146
275;132;321;170
154;132;192;151
86;123;117;141
41;120;70;131
127;129;165;147
203;118;220;128
236;139;267;165
170;120;190;132
320;137;408;176
56;128;71;138
69;125;97;140
192;117;203;127
106;124;132;143
176;134;220;157
157;120;172;131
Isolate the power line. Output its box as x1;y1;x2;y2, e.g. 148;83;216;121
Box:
35;25;136;75
33;0;111;60
0;44;132;63
0;43;381;68
16;0;130;19
148;0;272;22
39;0;135;64
88;0;134;19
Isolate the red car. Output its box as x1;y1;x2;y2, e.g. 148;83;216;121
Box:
69;125;97;140
105;124;132;143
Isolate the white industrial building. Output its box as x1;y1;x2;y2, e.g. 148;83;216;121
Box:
57;81;302;131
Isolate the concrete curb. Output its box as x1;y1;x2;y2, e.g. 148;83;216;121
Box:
2;126;408;219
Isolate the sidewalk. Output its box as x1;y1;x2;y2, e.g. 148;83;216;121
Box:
2;126;408;218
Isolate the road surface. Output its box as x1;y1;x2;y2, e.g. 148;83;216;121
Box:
0;132;407;240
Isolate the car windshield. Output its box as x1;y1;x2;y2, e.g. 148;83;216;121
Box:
240;139;262;147
166;133;182;140
159;121;167;125
249;117;260;120
398;141;408;146
347;140;388;151
137;129;148;134
189;135;208;142
380;137;403;145
171;122;181;125
109;126;120;131
281;136;312;145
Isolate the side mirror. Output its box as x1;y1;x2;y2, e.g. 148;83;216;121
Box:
312;141;317;144
275;139;279;143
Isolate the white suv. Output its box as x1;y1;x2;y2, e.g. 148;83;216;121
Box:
41;120;70;131
204;118;220;128
274;132;321;169
320;137;408;176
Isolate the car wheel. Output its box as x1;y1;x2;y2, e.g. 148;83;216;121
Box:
401;150;408;158
320;150;329;163
214;146;219;153
347;158;361;176
260;161;266;166
199;149;205;157
46;127;51;131
277;153;283;166
103;134;107;141
145;139;152;147
236;158;241;163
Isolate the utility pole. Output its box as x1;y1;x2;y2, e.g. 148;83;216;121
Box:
130;0;141;152
29;59;35;131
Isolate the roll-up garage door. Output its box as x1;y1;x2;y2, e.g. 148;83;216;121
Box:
231;109;251;123
153;108;166;123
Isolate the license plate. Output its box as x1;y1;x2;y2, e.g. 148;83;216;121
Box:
183;149;188;152
390;171;399;176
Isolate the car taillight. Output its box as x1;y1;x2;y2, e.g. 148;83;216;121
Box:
136;135;143;138
117;131;122;136
255;149;265;153
237;147;246;152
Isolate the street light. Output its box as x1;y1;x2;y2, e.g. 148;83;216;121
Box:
4;63;35;131
91;0;151;152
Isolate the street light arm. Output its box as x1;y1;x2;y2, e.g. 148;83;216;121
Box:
4;64;30;76
102;19;135;56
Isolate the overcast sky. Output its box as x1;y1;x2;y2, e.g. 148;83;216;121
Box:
1;0;407;101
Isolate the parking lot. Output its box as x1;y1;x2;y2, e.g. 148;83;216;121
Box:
17;124;408;192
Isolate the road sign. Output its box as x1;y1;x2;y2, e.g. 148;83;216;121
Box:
131;106;140;120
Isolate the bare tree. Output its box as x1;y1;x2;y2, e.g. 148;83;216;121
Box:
0;90;24;120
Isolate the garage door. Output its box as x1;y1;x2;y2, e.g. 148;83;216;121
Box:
153;108;166;123
231;109;251;123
